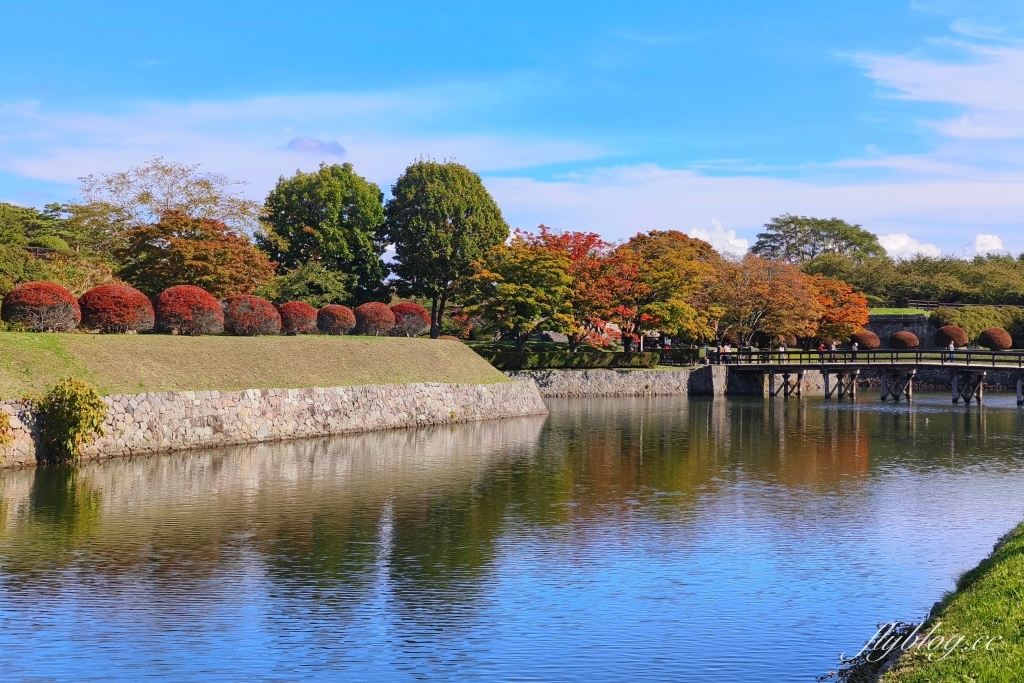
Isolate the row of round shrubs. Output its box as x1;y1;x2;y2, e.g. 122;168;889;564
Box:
848;325;1014;351
0;281;434;337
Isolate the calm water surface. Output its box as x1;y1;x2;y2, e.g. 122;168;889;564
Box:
2;394;1024;682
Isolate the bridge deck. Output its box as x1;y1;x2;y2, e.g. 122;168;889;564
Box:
705;349;1024;373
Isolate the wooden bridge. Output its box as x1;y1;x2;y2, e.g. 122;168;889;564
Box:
700;349;1024;405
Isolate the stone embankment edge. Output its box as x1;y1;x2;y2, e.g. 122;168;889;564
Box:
507;367;728;397
0;381;548;469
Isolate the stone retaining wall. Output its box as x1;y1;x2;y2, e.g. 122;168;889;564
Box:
507;367;727;397
865;316;937;348
0;381;547;469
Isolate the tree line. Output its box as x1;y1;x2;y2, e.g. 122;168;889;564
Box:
752;214;1024;306
1;157;1013;348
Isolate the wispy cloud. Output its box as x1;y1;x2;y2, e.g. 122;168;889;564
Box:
0;88;605;200
286;137;346;157
855;43;1024;139
487;164;1024;252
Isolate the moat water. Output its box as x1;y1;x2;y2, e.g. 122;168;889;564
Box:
1;394;1023;682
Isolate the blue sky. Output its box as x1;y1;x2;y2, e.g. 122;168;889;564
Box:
2;0;1023;257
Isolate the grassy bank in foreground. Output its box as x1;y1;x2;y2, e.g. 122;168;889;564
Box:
882;521;1024;681
0;333;507;398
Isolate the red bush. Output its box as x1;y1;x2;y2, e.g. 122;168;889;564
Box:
888;331;919;349
353;302;395;336
934;325;969;348
317;305;356;335
978;327;1012;351
154;285;225;335
1;281;81;332
278;301;318;335
849;330;880;349
221;295;281;336
390;302;430;337
79;284;155;333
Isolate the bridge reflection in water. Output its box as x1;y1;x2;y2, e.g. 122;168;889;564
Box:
707;349;1024;405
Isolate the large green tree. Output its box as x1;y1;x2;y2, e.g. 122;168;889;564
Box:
257;163;388;305
384;160;509;337
751;214;886;264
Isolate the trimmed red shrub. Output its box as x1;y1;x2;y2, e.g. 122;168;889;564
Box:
1;281;80;332
888;331;919;349
317;305;356;335
154;285;225;336
849;330;880;349
978;327;1013;351
278;301;318;335
79;284;155;333
221;295;281;336
934;325;969;348
390;302;430;337
353;302;395;336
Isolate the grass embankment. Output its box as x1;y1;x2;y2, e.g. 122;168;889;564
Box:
0;333;507;398
882;522;1024;681
869;308;929;316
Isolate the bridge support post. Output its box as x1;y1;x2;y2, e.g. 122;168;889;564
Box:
953;371;985;404
769;372;803;399
825;370;859;399
881;370;915;401
1017;375;1023;407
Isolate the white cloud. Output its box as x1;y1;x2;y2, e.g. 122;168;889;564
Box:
962;233;1005;257
688;219;748;255
856;44;1024;139
877;233;943;259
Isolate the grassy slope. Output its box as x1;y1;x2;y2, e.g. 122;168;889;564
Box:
869;308;929;316
0;333;507;398
883;522;1024;682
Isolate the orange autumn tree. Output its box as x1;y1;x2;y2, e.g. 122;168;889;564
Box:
809;274;869;342
613;231;722;350
522;225;623;352
713;255;823;345
116;209;276;298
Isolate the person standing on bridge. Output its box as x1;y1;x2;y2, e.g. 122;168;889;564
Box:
851;341;859;361
829;341;837;363
947;340;955;362
778;342;786;364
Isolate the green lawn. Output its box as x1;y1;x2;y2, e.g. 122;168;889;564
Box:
881;521;1024;681
869;308;930;316
0;333;507;398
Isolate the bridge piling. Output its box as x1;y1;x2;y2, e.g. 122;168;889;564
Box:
952;371;985;404
825;370;858;399
769;372;803;399
881;370;915;401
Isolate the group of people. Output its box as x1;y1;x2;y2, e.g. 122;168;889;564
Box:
705;340;851;364
700;338;962;365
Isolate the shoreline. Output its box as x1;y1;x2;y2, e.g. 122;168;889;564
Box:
826;520;1024;682
0;381;548;468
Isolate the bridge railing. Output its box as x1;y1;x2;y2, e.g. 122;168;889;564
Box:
705;348;1024;369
